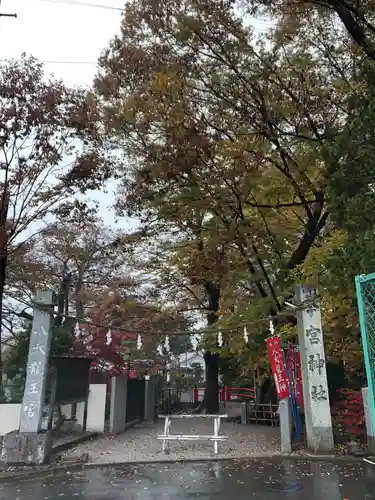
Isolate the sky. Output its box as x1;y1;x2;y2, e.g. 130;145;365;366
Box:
0;0;273;86
0;0;133;227
0;0;123;87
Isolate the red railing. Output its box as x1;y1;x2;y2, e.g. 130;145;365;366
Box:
223;387;256;401
192;386;256;403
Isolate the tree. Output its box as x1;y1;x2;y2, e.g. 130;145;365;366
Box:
83;0;359;410
328;63;375;240
74;288;191;375
289;60;375;376
29;212;133;319
249;0;375;62
3;322;73;386
0;55;109;396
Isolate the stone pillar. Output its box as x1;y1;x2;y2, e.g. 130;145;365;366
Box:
19;291;55;433
278;398;292;453
241;402;247;425
75;402;86;431
109;376;127;434
86;384;107;433
295;284;334;453
362;387;375;454
1;290;56;465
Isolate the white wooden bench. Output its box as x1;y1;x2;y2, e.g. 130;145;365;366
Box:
157;414;229;455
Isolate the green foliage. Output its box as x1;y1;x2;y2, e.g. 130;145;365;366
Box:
249;0;375;62
4;323;73;382
328;64;375;236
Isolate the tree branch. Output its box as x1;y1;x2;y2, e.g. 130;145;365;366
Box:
331;0;375;61
286;192;328;270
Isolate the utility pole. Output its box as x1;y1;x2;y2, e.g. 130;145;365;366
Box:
0;0;17;19
0;0;16;400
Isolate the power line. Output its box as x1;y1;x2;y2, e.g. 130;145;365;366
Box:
41;60;97;65
38;0;274;28
39;0;125;11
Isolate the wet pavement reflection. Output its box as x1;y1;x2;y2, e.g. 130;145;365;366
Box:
0;458;374;499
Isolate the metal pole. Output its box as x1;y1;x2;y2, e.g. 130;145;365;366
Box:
355;274;375;437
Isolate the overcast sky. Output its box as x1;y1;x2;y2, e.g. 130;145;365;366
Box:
0;0;123;87
0;0;133;227
0;0;272;85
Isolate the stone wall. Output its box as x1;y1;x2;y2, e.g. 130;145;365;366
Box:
109;376;127;434
362;387;375;454
0;384;105;437
0;404;21;436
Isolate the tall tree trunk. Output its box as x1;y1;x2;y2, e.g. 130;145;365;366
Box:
55;262;70;327
75;273;84;320
331;0;375;62
203;351;220;413
201;282;221;414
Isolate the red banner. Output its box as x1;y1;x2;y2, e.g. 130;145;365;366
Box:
266;335;289;400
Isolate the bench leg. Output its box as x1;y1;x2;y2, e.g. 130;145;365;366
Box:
213;418;219;455
217;417;221;435
162;417;171;453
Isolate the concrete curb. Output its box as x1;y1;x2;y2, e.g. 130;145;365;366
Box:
0;463;86;484
52;432;97;454
0;451;365;483
79;452;365;467
285;452;365;462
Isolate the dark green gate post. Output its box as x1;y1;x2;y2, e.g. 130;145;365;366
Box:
355;274;375;441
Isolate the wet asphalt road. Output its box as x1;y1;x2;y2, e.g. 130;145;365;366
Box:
0;458;375;499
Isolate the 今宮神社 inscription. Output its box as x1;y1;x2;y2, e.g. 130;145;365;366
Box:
311;385;328;402
295;283;334;452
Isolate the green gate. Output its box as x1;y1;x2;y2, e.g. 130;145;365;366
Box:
355;273;375;433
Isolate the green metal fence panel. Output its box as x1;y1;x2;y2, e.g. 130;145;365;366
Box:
355;273;375;433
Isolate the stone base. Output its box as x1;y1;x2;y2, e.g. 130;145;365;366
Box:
308;426;334;454
0;431;53;465
368;435;375;454
362;387;375;454
279;399;292;453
